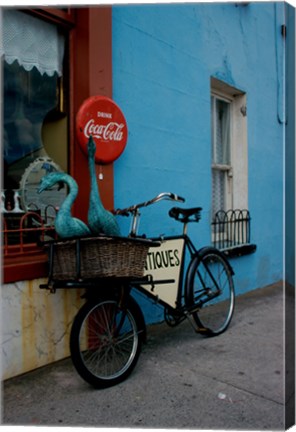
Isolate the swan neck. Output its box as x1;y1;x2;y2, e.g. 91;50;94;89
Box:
58;175;78;214
89;153;104;208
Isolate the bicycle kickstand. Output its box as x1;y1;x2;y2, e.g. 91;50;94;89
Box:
184;311;209;334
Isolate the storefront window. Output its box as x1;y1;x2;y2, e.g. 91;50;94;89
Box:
2;9;68;241
4;62;59;187
2;6;113;283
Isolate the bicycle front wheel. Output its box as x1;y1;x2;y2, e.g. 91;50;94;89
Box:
70;296;143;388
186;247;235;336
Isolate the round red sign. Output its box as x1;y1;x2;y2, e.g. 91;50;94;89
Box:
76;96;128;164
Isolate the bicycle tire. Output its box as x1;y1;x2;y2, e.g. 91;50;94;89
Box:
70;295;144;388
186;247;235;336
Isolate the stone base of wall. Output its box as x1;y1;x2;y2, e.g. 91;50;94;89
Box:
2;279;84;380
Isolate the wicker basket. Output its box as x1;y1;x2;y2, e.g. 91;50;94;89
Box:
49;236;154;280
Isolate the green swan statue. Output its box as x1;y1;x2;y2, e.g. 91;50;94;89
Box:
87;136;120;236
38;172;91;239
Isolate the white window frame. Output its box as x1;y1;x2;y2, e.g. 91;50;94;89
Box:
211;77;249;243
211;93;233;215
211;77;248;213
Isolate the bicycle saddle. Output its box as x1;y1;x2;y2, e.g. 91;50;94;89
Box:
169;207;202;223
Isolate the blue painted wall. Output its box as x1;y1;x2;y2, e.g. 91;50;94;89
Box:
112;2;286;322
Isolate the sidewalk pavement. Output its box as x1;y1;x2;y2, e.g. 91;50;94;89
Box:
2;281;295;430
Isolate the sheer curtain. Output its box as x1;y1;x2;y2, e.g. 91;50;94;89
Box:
1;9;64;76
2;8;66;191
216;99;230;165
212;98;231;216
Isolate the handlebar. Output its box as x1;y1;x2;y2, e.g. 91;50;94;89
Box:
114;192;185;216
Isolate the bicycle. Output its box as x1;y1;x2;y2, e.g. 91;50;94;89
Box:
41;192;235;388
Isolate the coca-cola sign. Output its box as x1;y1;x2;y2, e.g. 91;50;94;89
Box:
76;96;128;164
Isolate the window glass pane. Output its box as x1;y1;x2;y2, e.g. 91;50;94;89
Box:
213;98;230;165
212;170;226;215
3;61;59;188
211;96;231;218
2;12;68;246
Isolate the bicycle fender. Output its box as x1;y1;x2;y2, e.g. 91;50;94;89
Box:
129;294;147;344
188;246;235;279
185;246;234;309
80;290;147;343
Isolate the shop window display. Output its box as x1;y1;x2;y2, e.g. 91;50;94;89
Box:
2;9;68;244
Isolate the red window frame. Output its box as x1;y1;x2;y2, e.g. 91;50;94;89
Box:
3;6;114;283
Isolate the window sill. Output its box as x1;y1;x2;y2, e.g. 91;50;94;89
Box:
221;244;257;258
3;249;49;283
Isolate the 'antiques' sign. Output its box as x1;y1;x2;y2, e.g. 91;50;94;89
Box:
76;96;128;164
141;238;185;308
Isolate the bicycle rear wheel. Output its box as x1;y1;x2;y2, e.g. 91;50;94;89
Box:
70;296;144;388
186;247;235;336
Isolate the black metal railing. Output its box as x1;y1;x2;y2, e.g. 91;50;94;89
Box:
212;209;252;251
2;196;57;249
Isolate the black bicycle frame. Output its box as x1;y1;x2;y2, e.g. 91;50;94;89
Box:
131;234;198;314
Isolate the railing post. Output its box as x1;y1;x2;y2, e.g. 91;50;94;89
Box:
212;208;252;250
